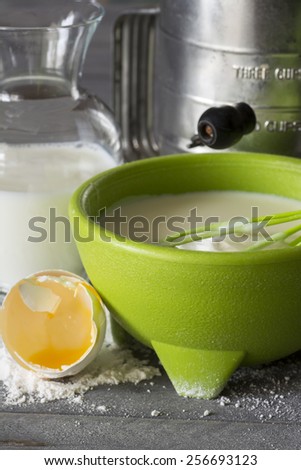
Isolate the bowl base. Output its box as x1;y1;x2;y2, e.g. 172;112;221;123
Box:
152;341;245;399
111;314;245;398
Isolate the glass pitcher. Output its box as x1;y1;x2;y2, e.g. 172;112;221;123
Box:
0;0;121;294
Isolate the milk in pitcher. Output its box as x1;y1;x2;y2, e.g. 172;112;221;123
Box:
0;143;116;291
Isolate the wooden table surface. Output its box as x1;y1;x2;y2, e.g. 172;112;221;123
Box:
1;0;301;450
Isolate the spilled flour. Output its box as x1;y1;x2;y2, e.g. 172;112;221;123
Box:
0;321;160;405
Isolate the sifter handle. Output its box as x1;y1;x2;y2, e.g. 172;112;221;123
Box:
113;7;160;161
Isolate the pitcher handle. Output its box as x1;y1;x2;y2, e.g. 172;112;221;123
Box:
114;7;160;161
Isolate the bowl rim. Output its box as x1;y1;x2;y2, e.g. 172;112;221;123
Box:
70;152;301;266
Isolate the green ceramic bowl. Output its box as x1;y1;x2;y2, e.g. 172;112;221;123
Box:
70;153;301;398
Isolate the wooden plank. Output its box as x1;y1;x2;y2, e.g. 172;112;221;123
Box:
2;412;301;450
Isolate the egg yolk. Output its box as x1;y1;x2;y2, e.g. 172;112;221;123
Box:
1;278;94;370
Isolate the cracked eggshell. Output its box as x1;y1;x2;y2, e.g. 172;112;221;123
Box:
0;270;106;379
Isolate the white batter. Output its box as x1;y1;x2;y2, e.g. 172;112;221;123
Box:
105;191;301;251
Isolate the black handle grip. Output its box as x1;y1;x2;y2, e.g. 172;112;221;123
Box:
190;103;256;150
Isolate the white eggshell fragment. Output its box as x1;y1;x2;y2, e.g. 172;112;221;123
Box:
19;281;61;314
